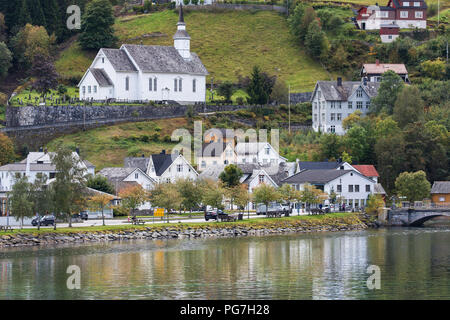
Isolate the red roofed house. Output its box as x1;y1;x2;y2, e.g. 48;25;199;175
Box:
380;23;400;43
352;164;387;198
356;0;427;30
360;60;409;82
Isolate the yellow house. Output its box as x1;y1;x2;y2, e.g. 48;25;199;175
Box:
431;181;450;204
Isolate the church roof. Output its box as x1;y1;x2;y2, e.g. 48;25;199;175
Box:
90;68;113;87
101;48;138;72
122;44;208;75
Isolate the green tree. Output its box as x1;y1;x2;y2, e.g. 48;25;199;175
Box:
270;78;288;104
395;170;431;203
341;151;352;164
300;183;325;212
344;125;370;164
219;164;243;188
217;81;235;103
27;0;46;28
0;42;12;78
393;86;425;128
149;183;182;222
30;173;52;230
51;146;88;228
78;0;117;50
375;116;400;140
0;132;15;166
118;184;147;218
176;179;202;214
233;184;251;214
420;58;446;80
319;133;342;161
288;3;307;40
200;179;224;211
246;65;274;105
87;175;115;194
304;19;329;60
9;175;33;229
278;183;301;208
370;70;404;114
252;184;281;215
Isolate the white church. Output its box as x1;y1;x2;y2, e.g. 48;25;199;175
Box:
78;5;208;104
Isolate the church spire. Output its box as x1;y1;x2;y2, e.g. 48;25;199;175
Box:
178;3;184;23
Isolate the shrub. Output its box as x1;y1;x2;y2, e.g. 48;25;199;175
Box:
236;96;245;105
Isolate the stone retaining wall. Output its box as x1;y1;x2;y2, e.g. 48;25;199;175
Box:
0;216;369;248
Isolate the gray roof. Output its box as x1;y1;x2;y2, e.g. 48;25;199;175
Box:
90;68;113;87
0;163;56;171
199;142;229;157
431;181;450;194
282;169;349;184
102;48;138;72
122;44;208;75
98;167;136;182
124;157;149;172
83;159;96;168
313;81;380;101
374;183;386;195
151;153;176;176
298;161;342;171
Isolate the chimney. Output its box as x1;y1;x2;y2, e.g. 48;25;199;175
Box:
376;59;380;66
337;77;342;87
161;150;166;154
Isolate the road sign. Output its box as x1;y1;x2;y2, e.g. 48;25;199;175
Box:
154;208;165;217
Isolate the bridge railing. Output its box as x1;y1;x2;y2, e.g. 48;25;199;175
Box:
399;201;450;209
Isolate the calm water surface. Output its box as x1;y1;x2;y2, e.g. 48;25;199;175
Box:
0;228;449;299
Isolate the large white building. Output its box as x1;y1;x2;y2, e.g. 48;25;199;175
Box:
78;5;208;104
311;78;380;135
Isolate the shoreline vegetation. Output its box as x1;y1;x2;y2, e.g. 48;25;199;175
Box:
0;213;372;248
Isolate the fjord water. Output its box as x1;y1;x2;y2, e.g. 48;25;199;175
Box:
0;228;449;300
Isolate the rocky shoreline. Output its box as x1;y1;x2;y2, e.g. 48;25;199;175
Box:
0;215;371;248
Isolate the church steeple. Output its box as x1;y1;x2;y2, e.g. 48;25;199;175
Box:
173;4;191;60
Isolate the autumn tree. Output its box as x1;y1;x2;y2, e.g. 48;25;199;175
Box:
199;179;224;211
88;192;114;226
32;53;58;99
149;183;182;222
365;194;385;216
0;133;15;166
11;24;52;68
252;184;281;215
118;184;147;218
300;183;325;212
278;183;301;209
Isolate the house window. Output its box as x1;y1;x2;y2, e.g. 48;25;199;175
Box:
366;101;370;109
357;101;363;109
403;1;409;6
174;78;178;92
366;185;371;192
337;113;342;121
414;1;420;6
356;89;363;97
376;11;388;18
265;147;270;155
88;86;91;93
125;77;129;91
259;175;265;183
349;185;354;192
439;197;445;202
314;114;318;122
348;101;352;109
400;11;408;18
178;79;182;92
415;11;423;18
355;185;360;192
338;101;342;109
242;159;246;163
193;79;196;92
321;113;325;121
154;78;157;91
201;161;206;168
331;101;335;109
337;184;342;192
177;164;183;172
149;78;152;91
388;35;393;39
331;125;335;133
166;178;171;183
135;173;139;179
331;113;335;121
94;86;97;93
102;57;105;63
82;86;85;94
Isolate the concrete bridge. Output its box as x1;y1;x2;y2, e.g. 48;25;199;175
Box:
387;208;450;227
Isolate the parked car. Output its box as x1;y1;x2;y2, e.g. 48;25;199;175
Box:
204;210;218;221
80;212;88;220
256;202;284;216
31;215;55;226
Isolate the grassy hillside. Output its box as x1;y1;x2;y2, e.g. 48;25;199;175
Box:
55;9;332;92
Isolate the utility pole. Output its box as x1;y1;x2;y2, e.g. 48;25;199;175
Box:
210;77;214;101
288;84;291;134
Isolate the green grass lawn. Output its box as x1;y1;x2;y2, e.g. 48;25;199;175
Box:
56;9;332;93
1;212;360;237
47;118;188;169
429;8;450;22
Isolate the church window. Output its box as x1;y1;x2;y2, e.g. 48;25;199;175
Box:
94;86;97;93
88;86;91;93
174;78;178;92
125;77;129;91
154;78;157;91
82;86;85;94
179;79;182;92
149;78;152;91
102;58;104;63
193;79;196;92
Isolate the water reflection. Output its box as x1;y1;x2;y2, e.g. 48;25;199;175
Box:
0;228;449;300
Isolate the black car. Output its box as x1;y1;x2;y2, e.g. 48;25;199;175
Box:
205;209;224;221
80;212;88;220
31;215;55;226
